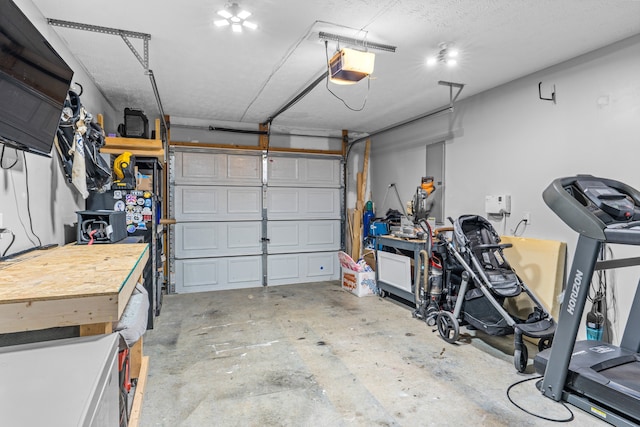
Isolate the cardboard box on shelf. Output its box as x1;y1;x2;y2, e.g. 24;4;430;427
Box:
136;171;152;192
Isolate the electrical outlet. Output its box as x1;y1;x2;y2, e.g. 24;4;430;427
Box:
523;212;531;224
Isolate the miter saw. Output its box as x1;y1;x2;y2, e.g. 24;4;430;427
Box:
113;151;136;189
395;176;437;238
410;176;437;222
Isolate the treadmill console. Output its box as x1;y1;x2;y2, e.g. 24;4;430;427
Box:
573;179;638;224
543;175;640;242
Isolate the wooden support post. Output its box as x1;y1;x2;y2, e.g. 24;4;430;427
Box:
128;355;149;427
362;139;371;200
154;118;161;141
356;172;363;210
259;122;269;150
352;209;362;261
79;322;113;336
130;337;144;379
342;130;348;157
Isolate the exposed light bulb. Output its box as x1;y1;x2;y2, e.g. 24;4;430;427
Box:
215;3;257;33
426;42;460;67
242;20;258;30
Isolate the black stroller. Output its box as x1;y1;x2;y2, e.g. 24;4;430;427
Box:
424;215;556;372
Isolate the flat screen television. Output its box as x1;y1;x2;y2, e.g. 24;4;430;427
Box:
0;0;74;157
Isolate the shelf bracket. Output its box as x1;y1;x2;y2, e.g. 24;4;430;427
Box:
47;19;168;145
48;19;150;69
438;80;465;109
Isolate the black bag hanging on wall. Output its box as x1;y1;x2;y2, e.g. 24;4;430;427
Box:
54;90;111;197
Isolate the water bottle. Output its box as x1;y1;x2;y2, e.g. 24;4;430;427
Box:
586;302;604;341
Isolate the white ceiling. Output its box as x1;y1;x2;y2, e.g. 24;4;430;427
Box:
31;0;640;139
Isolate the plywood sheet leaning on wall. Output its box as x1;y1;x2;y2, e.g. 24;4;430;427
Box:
500;236;567;320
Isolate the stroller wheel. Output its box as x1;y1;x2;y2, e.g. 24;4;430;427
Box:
514;346;528;373
436;312;459;343
538;337;553;352
425;315;437;327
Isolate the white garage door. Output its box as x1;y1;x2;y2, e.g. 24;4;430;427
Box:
170;148;341;293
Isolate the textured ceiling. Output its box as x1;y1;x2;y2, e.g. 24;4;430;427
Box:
30;0;640;139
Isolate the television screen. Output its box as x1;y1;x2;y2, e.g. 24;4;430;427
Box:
0;0;74;157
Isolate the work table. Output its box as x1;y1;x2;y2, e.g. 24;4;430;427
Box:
0;243;149;334
0;243;151;426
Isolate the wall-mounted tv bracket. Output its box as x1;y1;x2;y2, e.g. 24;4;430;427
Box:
47;19;168;140
538;81;556;104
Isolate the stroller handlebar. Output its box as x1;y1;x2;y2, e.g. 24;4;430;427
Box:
474;243;513;250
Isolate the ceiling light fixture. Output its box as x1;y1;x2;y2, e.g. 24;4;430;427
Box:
426;43;459;67
214;3;257;32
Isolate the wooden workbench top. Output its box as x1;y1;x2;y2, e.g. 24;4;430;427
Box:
0;244;149;304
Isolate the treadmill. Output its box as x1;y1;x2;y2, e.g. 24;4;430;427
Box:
535;175;640;426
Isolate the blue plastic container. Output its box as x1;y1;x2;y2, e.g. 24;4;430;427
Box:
363;211;375;238
369;221;389;236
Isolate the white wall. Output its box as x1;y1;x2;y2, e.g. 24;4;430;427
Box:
367;34;640;342
0;0;118;255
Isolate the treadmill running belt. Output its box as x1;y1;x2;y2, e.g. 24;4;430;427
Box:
600;361;640;400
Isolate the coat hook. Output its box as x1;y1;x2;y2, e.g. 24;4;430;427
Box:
538;82;556;104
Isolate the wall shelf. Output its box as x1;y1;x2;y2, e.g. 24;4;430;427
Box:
98;116;165;161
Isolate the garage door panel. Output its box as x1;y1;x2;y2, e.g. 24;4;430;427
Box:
174;151;261;185
307;252;338;277
267;189;299;215
306;158;340;186
228;257;262;283
228;189;261;214
177;187;218;215
267;255;300;281
268;223;300;248
175;258;220;291
268;157;298;181
307;221;339;246
227;155;262;181
175;186;262;221
267;252;339;286
228;223;262;250
176;222;261;258
179;223;219;253
177;151;219;181
306;189;339;216
175;256;262;293
268;156;340;187
267;188;339;219
267;220;339;254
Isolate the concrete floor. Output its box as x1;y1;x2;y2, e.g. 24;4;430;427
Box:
140;281;607;427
